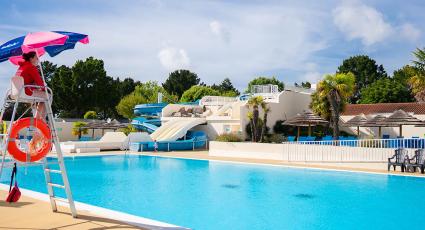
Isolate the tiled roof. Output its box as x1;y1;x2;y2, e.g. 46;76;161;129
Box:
342;103;425;115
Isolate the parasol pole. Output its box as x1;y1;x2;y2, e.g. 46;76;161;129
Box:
378;126;382;138
297;126;300;140
357;126;360;136
308;124;311;136
35;50;52;110
399;125;403;138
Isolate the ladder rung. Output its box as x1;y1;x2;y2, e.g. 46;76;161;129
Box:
46;161;60;166
48;183;65;189
51;196;69;203
45;169;62;174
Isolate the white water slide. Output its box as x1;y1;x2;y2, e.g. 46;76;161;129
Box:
150;117;206;141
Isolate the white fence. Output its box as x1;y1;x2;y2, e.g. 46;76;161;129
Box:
199;96;238;106
283;138;424;162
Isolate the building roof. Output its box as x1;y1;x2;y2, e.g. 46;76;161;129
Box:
342;103;425;116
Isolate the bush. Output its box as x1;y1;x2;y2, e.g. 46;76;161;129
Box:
84;111;97;119
265;134;284;143
118;124;138;135
215;133;242;142
72;122;88;139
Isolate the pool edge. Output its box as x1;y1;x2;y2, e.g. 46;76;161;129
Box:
0;183;189;230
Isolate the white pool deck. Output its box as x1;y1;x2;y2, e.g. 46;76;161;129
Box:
1;149;424;230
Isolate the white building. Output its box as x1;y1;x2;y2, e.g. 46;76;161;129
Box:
160;85;313;140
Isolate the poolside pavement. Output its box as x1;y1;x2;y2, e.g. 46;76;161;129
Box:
0;190;146;230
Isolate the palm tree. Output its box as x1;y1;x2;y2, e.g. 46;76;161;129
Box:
247;96;264;142
247;111;254;141
311;73;355;139
409;74;425;102
260;102;270;142
409;47;425;102
412;47;425;70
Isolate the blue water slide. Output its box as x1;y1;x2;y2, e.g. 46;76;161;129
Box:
133;103;168;116
131;117;160;133
130;131;207;152
133;101;200;116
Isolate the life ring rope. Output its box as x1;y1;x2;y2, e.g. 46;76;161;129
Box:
7;117;52;162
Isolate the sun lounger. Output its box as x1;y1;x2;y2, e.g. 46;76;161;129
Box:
60;132;127;153
388;148;408;172
406;149;425;173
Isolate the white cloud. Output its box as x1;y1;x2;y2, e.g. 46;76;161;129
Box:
210;20;230;43
399;23;421;42
333;1;393;45
300;63;322;84
158;47;190;70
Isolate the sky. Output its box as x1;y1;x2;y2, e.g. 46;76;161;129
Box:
0;0;424;93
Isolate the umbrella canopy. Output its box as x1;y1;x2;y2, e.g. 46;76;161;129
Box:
342;113;369;136
377;109;423;137
285;110;329;126
0;31;89;64
342;113;369;126
363;114;388;127
361;114;393;138
284;110;328;137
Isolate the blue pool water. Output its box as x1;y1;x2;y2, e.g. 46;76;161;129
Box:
1;155;425;230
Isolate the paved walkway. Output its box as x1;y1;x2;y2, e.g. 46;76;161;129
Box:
0;190;145;230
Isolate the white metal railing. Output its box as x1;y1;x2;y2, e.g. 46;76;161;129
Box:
282;138;425;162
284;86;315;94
199;96;238;106
251;84;279;94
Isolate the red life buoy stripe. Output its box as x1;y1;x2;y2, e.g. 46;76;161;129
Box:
7;117;52;162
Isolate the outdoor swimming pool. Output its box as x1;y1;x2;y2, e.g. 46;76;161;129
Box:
1;155;425;230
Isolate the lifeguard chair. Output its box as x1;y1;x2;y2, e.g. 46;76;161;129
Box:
0;75;77;217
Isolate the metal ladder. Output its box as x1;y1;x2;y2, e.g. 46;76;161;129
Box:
0;86;77;217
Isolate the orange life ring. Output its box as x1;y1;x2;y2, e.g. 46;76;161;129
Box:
7;117;52;162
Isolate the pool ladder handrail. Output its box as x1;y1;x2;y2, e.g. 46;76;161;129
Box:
0;80;77;218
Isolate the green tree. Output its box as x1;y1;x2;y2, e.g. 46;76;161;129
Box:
246;76;284;93
72;121;88;140
43;57;138;119
180;85;220;102
41;61;58;84
211;78;240;96
337;55;387;103
393;65;417;86
359;78;414;104
409;47;425;102
84;111;97;119
295;81;312;89
116;81;176;119
162;69;200;98
311;73;355;139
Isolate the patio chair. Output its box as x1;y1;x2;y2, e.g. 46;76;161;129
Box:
406;149;425;174
286;136;296;142
388;148;408;172
298;136;308;142
322;135;333;141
